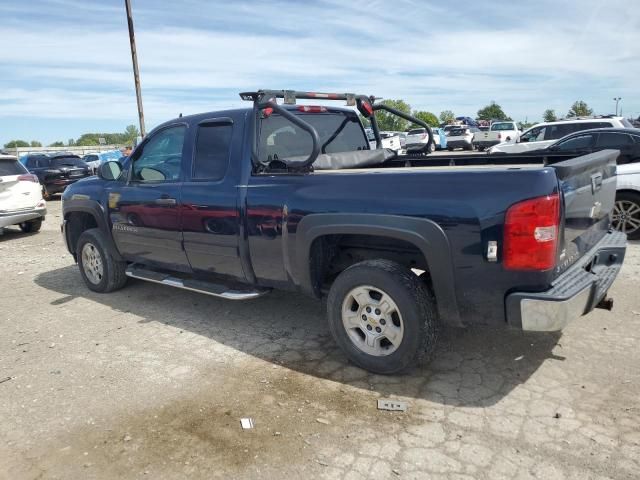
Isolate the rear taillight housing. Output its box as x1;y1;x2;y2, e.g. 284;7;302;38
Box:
421;133;427;139
503;193;560;271
17;174;39;183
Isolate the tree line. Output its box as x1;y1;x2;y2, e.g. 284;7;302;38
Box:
361;100;599;132
3;125;140;149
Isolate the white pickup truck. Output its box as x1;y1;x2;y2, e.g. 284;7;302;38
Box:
473;121;519;151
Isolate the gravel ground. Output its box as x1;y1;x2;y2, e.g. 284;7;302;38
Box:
1;199;639;480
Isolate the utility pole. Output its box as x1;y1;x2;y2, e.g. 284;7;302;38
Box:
613;97;622;117
125;0;146;138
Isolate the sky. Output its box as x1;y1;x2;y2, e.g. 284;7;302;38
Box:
1;0;639;146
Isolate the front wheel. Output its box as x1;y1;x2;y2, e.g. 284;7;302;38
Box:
327;260;438;374
613;192;640;240
77;228;128;293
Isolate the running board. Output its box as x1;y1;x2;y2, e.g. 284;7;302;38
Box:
125;265;269;300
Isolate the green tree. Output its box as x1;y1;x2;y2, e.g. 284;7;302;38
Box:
411;111;439;128
358;114;371;128
3;140;29;148
477;102;511;121
518;121;535;130
76;137;99;146
543;109;557;122
124;124;140;144
30;140;42;147
439;110;455;124
68;139;75;146
567;100;593;117
374;99;412;131
48;141;65;147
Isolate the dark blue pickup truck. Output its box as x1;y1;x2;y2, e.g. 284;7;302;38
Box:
61;90;627;374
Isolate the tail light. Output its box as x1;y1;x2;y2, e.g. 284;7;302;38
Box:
421;133;427;139
503;193;560;271
297;105;327;113
261;107;273;118
17;174;39;183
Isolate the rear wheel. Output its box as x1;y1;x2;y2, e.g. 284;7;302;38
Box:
613;192;640;240
429;143;436;153
19;218;42;233
327;260;438;374
77;228;128;293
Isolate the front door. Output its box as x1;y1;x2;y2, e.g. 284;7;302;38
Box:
109;124;191;270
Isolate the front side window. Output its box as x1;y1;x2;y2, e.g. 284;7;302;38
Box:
131;125;186;182
555;134;594;151
192;123;233;181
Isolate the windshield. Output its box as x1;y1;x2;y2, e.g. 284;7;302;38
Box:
0;159;27;176
51;156;85;167
491;122;514;131
259;111;369;163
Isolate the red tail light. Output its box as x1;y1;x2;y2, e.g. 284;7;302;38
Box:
261;107;273;118
503;193;560;271
421;133;427;139
17;174;39;183
297;105;327;113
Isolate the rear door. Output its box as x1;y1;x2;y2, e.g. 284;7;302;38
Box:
0;158;36;210
595;132;637;164
551;150;618;275
180;117;246;280
108;124;191;270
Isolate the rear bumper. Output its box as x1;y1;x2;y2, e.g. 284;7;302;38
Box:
447;139;472;149
474;140;500;148
506;230;627;331
0;206;47;228
45;178;85;194
405;142;428;151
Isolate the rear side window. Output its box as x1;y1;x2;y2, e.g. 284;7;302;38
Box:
596;132;634;148
193;123;233;181
0;159;27;176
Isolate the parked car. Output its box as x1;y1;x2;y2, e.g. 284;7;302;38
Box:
446;126;479;151
82;154;101;174
62;89;625;374
365;129;403;151
473;121;520;151
488;116;634;154
405;127;437;152
24;153;91;199
0;154;46;233
523;128;640;240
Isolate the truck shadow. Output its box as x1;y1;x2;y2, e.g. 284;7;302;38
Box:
35;265;563;408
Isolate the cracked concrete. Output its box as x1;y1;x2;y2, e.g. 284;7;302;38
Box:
0;200;638;479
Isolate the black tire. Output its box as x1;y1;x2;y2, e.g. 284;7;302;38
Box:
614;191;640;240
19;218;42;233
76;228;128;293
429;143;436;153
327;259;438;374
477;146;485;152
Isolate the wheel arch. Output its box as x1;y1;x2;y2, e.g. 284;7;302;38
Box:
295;213;462;326
63;199;123;262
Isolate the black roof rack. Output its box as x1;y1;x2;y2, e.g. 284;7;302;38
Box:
240;89;434;169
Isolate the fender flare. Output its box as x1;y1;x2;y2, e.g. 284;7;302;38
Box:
294;213;462;327
63;198;124;262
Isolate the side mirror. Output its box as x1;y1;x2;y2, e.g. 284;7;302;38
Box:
98;161;123;181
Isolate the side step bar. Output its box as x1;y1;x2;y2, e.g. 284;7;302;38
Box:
125;265;269;300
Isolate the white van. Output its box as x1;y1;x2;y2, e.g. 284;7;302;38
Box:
488;116;634;154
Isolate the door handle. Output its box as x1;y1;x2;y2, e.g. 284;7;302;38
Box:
155;197;177;206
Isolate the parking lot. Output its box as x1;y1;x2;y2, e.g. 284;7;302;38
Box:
0;198;639;480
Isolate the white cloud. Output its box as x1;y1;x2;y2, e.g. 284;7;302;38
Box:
1;0;639;142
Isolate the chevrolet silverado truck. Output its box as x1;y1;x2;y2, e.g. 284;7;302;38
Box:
61;89;626;374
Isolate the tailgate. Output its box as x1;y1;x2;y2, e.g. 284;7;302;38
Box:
552;150;618;275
